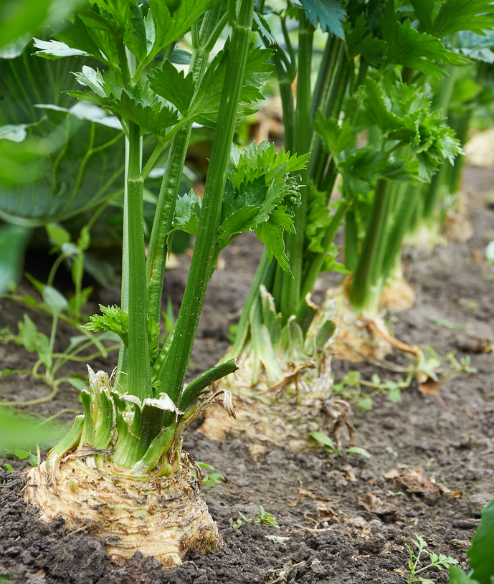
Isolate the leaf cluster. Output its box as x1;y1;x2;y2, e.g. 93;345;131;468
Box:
172;141;309;274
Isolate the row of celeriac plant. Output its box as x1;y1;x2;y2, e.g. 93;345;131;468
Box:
22;0;319;565
222;0;494;395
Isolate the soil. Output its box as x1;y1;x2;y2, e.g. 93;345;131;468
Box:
1;165;494;584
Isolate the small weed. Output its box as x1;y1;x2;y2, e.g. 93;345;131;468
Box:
190;461;225;488
399;534;458;583
332;347;476;412
387;490;404;497
229;511;252;529
310;431;371;459
256;505;280;529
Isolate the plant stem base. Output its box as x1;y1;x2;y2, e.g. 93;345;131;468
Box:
24;457;222;567
199;353;354;458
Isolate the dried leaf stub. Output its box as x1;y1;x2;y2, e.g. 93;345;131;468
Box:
417;374;442;396
357;493;397;517
384;467;462;502
222;390;236;419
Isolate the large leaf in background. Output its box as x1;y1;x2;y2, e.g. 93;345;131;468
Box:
384;19;469;76
0;0;84;48
0;225;30;294
457;30;494;63
469;498;494;584
0;408;65;453
432;0;494;38
0;48;125;226
300;0;346;39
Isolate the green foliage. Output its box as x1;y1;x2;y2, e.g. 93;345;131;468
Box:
299;0;346;39
0;408;65;453
152;43;273;128
468;499;494;584
173;142;308;274
402;534;458;583
310;431;371;458
85;305;160;359
256;505;280;529
0;226;30;295
411;0;494;38
190;462;226;487
230;510;253;529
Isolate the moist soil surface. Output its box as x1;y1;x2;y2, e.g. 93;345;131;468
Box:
1;166;494;584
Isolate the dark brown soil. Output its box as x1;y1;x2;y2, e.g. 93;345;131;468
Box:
1;166;494;583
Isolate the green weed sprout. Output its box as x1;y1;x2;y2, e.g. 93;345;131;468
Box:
401;535;458;584
256;505;280;529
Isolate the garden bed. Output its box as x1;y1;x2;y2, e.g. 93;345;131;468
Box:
1;166;493;584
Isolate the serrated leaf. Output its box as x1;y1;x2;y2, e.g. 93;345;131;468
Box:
385;20;469;76
253;12;276;44
148;0;222;58
33;38;88;59
173;190;202;235
345;13;386;65
123;3;147;61
313;112;355;158
300;0;346;39
432;0;494;38
150;61;195;114
189;44;272;128
111;89;179;135
53;15;107;63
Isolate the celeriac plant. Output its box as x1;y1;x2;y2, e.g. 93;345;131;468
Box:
227;0;494;368
21;0;305;567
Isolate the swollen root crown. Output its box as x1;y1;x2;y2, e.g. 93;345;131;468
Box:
22;367;233;566
25;456;222;566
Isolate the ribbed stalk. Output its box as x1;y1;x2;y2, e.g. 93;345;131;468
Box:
156;0;257;404
126;121;152;400
381;183;418;283
146;9;222;328
301;200;350;298
344;209;359;272
225;251;271;360
310;47;351;189
280;10;313;322
349;178;389;317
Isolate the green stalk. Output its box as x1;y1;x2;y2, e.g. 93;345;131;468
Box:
281;10;313;322
126;121;152;400
381;183;419;283
310;36;335;121
301;200;351;299
448;112;470;194
115;51;137;392
310;48;351;189
344;209;359;271
225;251;271;360
146;11;220;329
156;0;257;405
349;178;389;317
273;54;295;153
